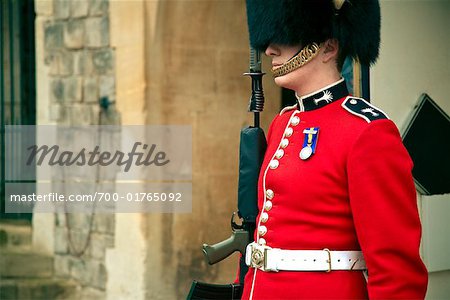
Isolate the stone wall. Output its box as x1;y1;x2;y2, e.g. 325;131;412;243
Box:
42;0;115;126
35;0;117;298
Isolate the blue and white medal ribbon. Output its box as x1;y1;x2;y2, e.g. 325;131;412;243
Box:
300;127;319;160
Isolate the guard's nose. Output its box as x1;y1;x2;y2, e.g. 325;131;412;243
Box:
265;44;280;57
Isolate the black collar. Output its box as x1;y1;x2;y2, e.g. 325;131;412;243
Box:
297;79;349;111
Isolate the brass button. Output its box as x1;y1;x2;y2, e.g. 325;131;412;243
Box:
260;212;269;223
266;189;274;200
258;238;266;246
258;225;267;236
285;127;293;137
264;200;273;211
290;116;300;126
269;159;279;169
281;139;289;148
275;149;284;159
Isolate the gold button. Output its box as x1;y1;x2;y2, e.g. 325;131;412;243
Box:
266;189;274;200
281;139;289;148
258;238;266;245
269;159;279;169
285;127;293;137
290;116;300;126
275;149;284;159
264;200;273;211
258;226;267;236
260;212;269;223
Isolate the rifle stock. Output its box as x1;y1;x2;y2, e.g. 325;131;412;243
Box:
202;228;249;265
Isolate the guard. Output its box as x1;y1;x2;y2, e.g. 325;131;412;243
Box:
242;0;428;299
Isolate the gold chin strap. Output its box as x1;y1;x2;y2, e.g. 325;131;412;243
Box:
271;43;322;78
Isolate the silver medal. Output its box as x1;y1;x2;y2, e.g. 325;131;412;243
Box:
299;146;313;160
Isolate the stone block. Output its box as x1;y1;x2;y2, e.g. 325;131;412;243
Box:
55;212;66;227
90;104;100;124
57;105;71;125
0;249;53;278
85;17;109;48
49;104;61;122
50;78;65;103
84;76;98;103
63;76;83;102
53;0;70;19
66;213;92;230
35;0;54;16
55;226;69;254
54;254;71;277
100;105;121;125
1;278;78;300
99;75;115;101
71;0;89;18
45;50;74;76
68;104;94;125
93;214;114;234
87;233;106;260
66;229;91;255
0;222;32;249
70;258;89;285
64;19;85;49
74;50;94;75
89;0;108;16
87;260;107;290
44;51;58;74
60;50;75;75
44;21;64;49
92;49;114;74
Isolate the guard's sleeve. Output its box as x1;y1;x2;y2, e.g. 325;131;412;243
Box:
347;119;428;299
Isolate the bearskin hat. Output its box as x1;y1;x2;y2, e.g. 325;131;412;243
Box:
246;0;381;65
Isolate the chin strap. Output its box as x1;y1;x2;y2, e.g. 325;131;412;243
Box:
271;43;322;78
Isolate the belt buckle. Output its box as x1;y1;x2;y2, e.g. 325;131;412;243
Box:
248;243;272;271
251;247;265;268
323;248;332;272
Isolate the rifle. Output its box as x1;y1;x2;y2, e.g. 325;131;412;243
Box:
187;48;267;300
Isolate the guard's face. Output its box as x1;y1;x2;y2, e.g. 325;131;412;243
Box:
265;43;313;91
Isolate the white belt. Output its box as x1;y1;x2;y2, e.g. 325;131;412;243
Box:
245;242;366;272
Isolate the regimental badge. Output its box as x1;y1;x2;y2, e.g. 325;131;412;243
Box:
300;127;319;160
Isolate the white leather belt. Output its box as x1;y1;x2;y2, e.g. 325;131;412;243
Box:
245;242;366;272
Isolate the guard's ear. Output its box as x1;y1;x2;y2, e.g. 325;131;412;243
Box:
322;39;339;63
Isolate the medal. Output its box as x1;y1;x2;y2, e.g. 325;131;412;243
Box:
299;146;313;160
300;127;319;160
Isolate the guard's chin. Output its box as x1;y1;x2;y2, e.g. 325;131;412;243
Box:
274;75;294;90
273;76;284;87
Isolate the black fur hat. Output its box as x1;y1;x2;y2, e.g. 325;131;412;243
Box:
246;0;381;65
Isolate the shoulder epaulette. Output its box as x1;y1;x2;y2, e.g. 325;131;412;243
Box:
341;97;389;123
279;104;298;116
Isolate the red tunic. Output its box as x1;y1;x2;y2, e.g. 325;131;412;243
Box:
241;81;428;299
